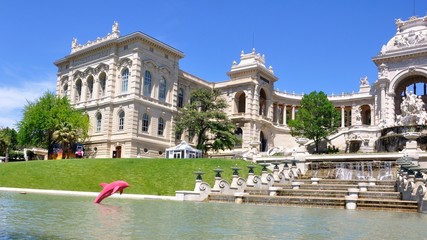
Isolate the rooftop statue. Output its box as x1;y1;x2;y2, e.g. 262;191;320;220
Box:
112;21;120;34
71;38;78;48
360;76;369;86
396;91;427;126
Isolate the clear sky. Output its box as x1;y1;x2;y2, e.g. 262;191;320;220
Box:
0;0;426;129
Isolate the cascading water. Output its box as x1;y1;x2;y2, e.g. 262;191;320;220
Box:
311;161;395;180
312;162;319;178
378;161;394;180
367;162;373;178
356;162;365;180
336;163;353;180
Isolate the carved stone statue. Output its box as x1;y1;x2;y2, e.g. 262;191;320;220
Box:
72;38;78;48
360;76;369;86
378;63;388;78
112;21;120;33
355;107;362;123
396;91;427;126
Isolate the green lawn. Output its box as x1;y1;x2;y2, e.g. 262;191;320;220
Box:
0;158;259;196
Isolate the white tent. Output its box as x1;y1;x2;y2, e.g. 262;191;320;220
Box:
165;141;202;159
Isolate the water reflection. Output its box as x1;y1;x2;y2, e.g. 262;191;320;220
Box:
0;192;426;239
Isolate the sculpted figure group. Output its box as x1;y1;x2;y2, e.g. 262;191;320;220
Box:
396;91;427;126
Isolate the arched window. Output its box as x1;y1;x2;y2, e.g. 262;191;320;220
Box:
259;89;267;116
121;69;129;93
118;111;125;131
158;117;164;135
87;76;94;99
159;77;166;101
75;79;82;102
236;92;246;113
360;105;371;125
177;88;184;108
96;113;102;133
235;128;243;148
63;83;68;97
99;72;106;97
394;75;427;116
142;113;150;132
260;131;267;152
143;70;152;96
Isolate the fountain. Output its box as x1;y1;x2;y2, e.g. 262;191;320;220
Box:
176;92;427;212
376;91;426;154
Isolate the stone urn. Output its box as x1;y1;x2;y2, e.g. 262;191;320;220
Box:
403;132;421;141
295;137;309;152
402;131;422;156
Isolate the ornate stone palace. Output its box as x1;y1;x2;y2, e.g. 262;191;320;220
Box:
54;15;427;158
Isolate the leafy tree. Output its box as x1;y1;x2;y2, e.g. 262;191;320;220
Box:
288;91;340;153
17;91;89;159
0;127;17;162
175;88;241;155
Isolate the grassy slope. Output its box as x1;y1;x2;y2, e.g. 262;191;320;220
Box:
0;158;258;196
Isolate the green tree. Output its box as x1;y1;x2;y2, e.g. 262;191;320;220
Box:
0;127;17;162
288;91;340;153
175;88;241;155
17;91;89;158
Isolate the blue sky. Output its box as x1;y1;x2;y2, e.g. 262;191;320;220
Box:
0;0;426;129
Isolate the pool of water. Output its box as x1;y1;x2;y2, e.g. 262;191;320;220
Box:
0;191;426;239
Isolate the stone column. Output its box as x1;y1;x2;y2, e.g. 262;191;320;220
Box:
71;84;76;104
380;84;386;119
291;105;296;120
81;81;87;102
93;78;99;100
283;104;287;125
341;106;345;128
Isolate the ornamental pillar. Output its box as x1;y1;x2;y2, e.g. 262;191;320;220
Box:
81;81;87;102
291;105;296;120
380;84;386;119
341;106;345;128
93;78;100;100
283;104;287;125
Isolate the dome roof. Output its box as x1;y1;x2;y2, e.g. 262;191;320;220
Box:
378;16;427;56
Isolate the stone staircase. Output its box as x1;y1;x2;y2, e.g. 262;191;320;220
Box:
208;179;419;212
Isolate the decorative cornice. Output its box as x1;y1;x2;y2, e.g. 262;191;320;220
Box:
71;21;120;54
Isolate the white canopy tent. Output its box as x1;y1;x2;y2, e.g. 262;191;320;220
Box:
165;141;202;159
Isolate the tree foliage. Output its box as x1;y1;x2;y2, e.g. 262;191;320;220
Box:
174;88;240;155
288;91;340;153
17;91;89;158
0;127;18;162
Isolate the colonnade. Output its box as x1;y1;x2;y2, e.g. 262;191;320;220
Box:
270;102;372;128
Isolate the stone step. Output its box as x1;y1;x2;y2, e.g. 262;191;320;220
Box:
208;194;417;212
297;179;396;186
358;192;401;200
366;185;396;192
277;189;348;198
356;198;418;213
273;183;396;192
232;195;346;208
244;189;269;195
299;184;358;190
276;189;401;200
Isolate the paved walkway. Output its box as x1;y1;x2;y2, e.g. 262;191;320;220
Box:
0;187;177;201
